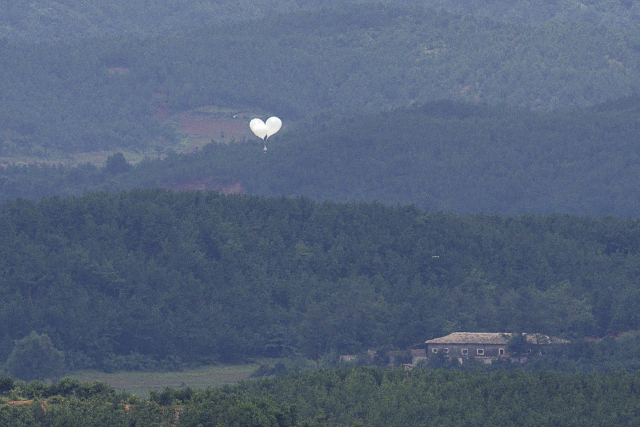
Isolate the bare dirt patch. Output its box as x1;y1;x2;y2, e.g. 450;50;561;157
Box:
163;177;245;194
177;106;255;150
155;96;172;125
107;67;130;75
6;400;33;406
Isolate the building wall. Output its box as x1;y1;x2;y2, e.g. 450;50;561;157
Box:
426;343;508;359
410;348;427;365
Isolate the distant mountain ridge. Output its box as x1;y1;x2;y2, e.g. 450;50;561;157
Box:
2;0;640;42
2;4;640;158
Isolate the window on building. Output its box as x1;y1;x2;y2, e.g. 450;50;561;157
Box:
432;348;438;353
499;348;505;355
443;348;449;353
477;349;484;356
462;349;468;355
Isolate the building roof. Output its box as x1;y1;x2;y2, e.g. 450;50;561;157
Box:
424;332;569;345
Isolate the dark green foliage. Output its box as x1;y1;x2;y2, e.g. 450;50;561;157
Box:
5;368;640;425
8;98;640;217
233;368;640;426
149;386;195;405
105;153;132;175
177;393;297;427
506;333;530;357
47;378;80;398
228;97;640;216
5;331;65;381
1;190;640;368
0;380;294;427
0;377;13;395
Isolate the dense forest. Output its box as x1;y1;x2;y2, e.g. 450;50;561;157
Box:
4;98;640;217
240;368;640;426
2;5;640;157
3;2;640;422
1;190;640;376
4;368;640;426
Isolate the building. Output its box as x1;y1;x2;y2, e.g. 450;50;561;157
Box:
424;332;569;363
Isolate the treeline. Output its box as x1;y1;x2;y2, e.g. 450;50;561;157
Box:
2;5;640;155
4;368;640;426
0;377;296;427
241;368;640;426
2;190;640;374
6;98;640;217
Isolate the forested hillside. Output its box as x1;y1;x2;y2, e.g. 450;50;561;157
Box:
0;0;362;41
425;0;640;28
6;0;640;390
2;190;640;374
4;98;640;217
2;0;640;42
2;5;640;157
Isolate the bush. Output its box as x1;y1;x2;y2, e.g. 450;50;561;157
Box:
5;332;65;381
0;377;14;395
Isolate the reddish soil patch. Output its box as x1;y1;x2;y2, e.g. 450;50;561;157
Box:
7;400;33;406
6;400;48;413
155;101;171;124
179;112;252;142
71;150;117;166
164;177;245;195
107;67;130;75
153;93;172;125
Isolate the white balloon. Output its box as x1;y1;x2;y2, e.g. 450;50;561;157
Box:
249;118;268;140
265;116;282;138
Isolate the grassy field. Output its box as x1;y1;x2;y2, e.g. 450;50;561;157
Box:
69;364;259;397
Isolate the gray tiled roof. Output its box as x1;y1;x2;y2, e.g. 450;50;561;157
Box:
424;332;569;345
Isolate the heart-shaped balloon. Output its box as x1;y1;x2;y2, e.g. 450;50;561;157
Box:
265;116;282;138
249;118;268;140
250;117;281;140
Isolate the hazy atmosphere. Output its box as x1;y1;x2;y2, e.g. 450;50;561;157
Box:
2;1;640;426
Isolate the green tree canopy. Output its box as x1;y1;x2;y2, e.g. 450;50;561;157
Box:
5;331;65;381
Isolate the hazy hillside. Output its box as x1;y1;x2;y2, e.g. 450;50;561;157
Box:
2;5;640;158
424;0;640;28
4;98;640;217
2;0;640;42
0;0;347;42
